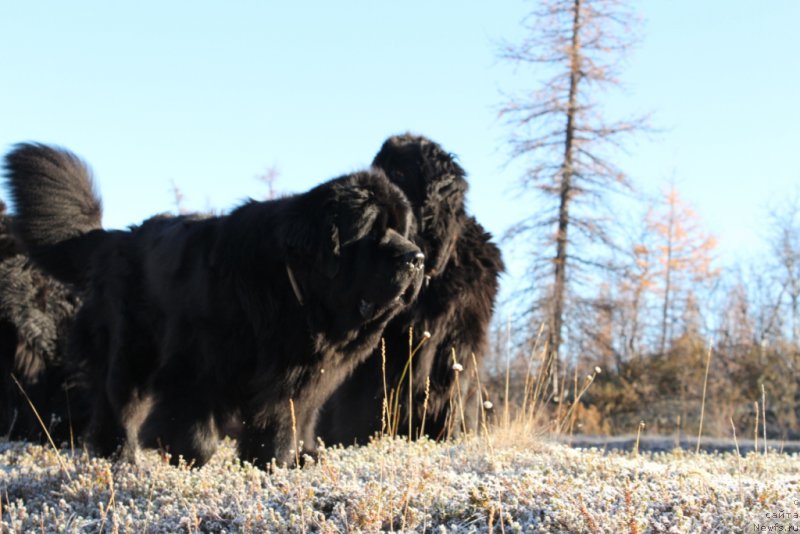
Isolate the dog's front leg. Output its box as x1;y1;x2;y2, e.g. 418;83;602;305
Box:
87;389;126;458
237;405;309;470
138;385;220;468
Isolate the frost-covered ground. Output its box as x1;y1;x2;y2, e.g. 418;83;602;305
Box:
1;434;798;533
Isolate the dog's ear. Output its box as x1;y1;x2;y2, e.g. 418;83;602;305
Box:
280;204;340;279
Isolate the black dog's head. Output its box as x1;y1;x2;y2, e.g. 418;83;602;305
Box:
372;134;468;278
279;169;425;335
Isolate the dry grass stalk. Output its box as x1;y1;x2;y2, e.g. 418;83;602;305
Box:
419;377;430;440
471;353;495;457
290;398;299;468
761;384;767;454
532;342;554;426
696;342;713;454
387;328;430;438
521;324;546;426
381;338;389;437
730;416;745;503
727;417;740;458
555;370;569;432
444;397;455;441
754;401;759;453
556;368;600;435
470;353;489;436
388;388;400;436
10;374;72;481
64;388;75;456
451;348;467;436
503;317;512;429
634;421;645;456
380;396;389;440
567;365;579;438
518;341;549;435
408;327;413;441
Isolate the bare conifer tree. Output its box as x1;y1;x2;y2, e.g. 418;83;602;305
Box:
499;0;647;394
768;195;800;345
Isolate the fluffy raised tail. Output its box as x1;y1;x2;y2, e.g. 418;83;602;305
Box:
3;143;105;286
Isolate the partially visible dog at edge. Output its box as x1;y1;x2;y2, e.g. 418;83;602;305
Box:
3;143;425;468
0;199;85;443
318;134;504;445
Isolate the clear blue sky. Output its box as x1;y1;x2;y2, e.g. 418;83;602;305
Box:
2;1;798;294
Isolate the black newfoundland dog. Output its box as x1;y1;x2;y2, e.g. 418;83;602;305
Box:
4;143;425;468
318;134;503;444
0;199;84;442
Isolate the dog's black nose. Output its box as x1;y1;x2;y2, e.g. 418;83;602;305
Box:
401;250;425;269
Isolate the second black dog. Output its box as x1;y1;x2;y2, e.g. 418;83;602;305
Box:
319;134;503;444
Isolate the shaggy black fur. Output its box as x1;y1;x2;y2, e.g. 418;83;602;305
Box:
3;143;425;468
318;134;504;445
0;199;84;442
